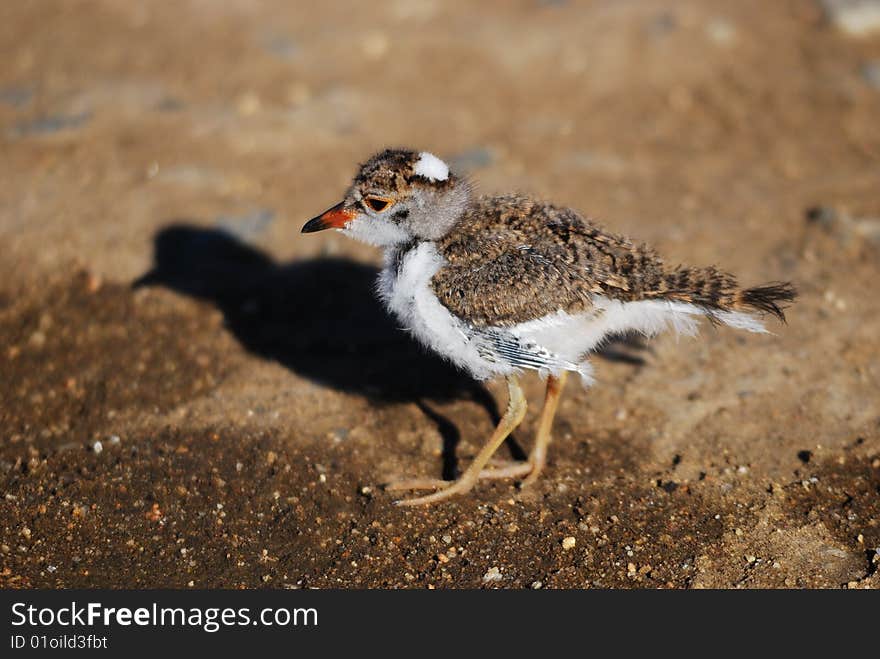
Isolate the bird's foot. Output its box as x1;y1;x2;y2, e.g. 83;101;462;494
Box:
391;477;473;506
386;460;536;505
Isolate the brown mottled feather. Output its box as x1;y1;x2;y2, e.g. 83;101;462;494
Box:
432;194;795;327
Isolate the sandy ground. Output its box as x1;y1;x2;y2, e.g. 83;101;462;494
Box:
1;0;879;589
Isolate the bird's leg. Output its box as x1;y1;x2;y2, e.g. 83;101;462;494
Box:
521;371;567;488
478;372;569;483
392;375;527;506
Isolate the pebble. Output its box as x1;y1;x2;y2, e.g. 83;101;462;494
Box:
261;34;298;60
531;580;543;589
216;209;275;241
705;18;737;45
0;86;33;108
448;147;495;172
236;91;262;116
361;33;389;59
562;536;576;550
863;61;880;88
482;566;503;583
28;330;46;348
12;112;91;137
441;534;452;544
820;0;880;36
91;440;103;455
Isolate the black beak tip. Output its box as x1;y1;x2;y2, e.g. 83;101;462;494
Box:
301;217;326;234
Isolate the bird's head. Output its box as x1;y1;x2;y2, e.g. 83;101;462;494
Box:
302;149;471;246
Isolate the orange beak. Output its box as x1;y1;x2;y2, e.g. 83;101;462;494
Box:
301;201;358;233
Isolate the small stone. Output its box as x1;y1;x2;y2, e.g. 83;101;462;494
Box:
362;32;389;59
482;566;503;583
820;0;880;36
91;440;103;455
236;91;261;116
107;435;121;445
28;331;46;348
530;580;543;589
441;534;452;544
706;18;737;45
627;562;637;575
447;147;495;172
561;536;576;550
862;60;880;88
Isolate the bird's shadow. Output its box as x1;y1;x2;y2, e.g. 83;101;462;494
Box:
135;223;646;480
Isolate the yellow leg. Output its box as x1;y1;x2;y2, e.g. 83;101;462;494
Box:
522;372;568;488
394;375;527;506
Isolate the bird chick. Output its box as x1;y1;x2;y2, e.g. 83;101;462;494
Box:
303;148;796;505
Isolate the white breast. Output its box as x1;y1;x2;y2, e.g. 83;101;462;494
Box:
377;242;511;381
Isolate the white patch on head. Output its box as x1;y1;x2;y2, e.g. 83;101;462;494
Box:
340;216;410;247
413;152;449;182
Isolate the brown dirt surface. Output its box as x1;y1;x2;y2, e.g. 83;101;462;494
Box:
1;0;879;589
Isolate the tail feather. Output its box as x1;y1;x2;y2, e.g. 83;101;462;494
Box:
737;282;797;322
652;266;797;323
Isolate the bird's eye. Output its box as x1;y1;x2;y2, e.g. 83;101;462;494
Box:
365;197;392;213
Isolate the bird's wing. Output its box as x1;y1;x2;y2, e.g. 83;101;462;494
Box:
432;197;665;327
471;326;583;373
